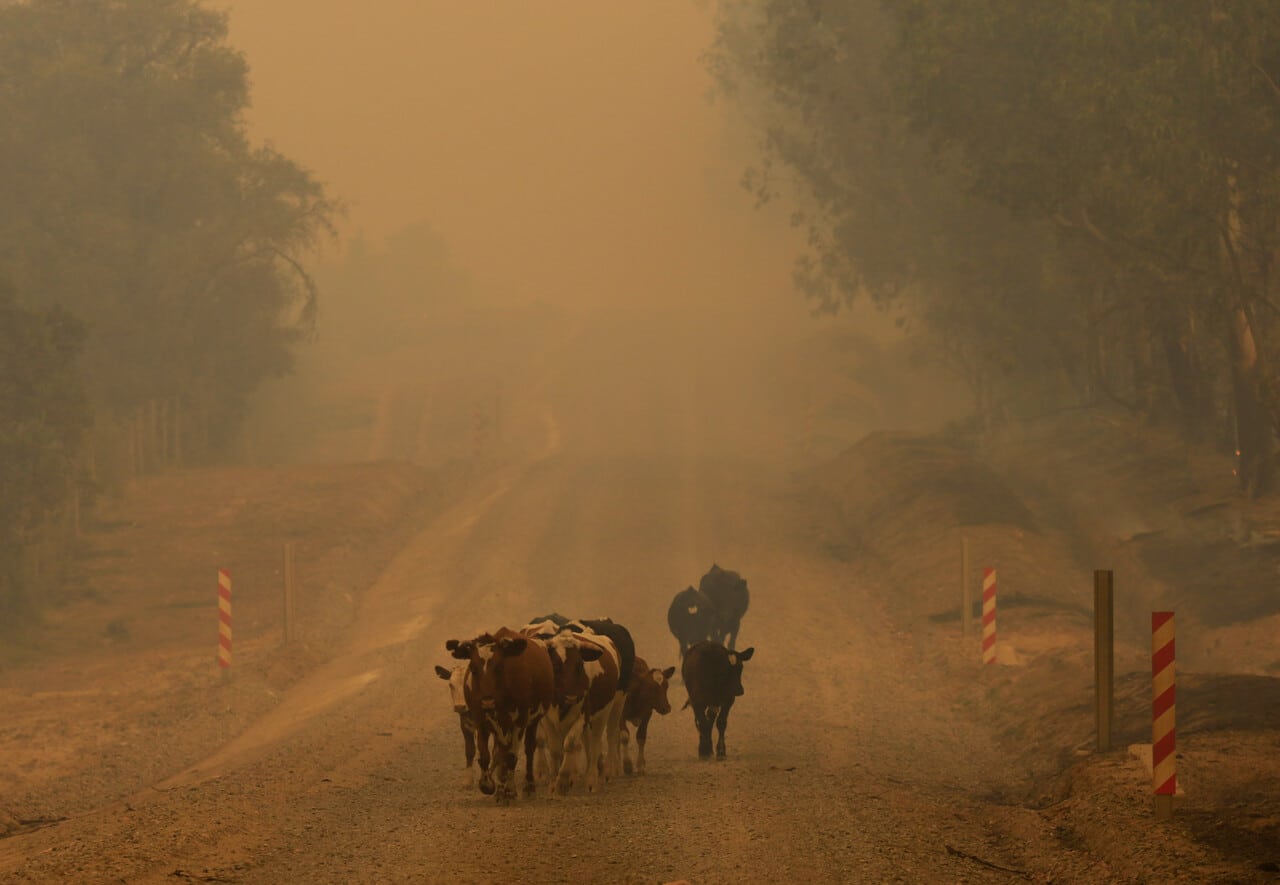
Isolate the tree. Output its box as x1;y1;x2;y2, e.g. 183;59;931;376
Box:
706;0;1091;423
0;0;337;461
712;1;1280;493
882;0;1280;490
0;284;90;623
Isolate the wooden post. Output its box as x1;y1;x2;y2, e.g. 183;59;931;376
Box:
173;400;184;468
1152;611;1176;819
148;398;159;470
1094;569;1114;752
283;542;297;644
127;413;139;480
160;398;170;466
961;536;972;638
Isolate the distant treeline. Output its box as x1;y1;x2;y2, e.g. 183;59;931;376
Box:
0;0;336;623
710;1;1280;494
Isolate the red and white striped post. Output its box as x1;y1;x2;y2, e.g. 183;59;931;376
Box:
1152;611;1176;819
981;567;997;664
217;568;232;674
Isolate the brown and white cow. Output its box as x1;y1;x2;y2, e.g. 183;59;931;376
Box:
446;627;554;804
681;640;755;760
620;656;676;775
522;622;622;794
434;662;483;786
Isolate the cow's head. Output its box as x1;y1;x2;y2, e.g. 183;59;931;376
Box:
726;647;755;697
547;633;604;708
434;663;469;714
633;664;677;715
471;634;530;713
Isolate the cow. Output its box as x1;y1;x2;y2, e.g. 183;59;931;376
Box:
446;627;554;804
681;640;755;760
573;618;635;779
667;586;717;659
699;564;750;650
551;629;621;793
434;662;482;786
620;656;676;775
526;612;571;629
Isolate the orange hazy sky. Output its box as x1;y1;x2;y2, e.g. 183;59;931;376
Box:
222;0;809;315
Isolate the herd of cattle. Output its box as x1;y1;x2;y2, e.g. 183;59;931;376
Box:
435;563;754;804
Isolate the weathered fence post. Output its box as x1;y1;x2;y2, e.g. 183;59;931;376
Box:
217;569;232;677
982;567;997;664
1094;570;1114;752
283;542;297;644
961;536;972;638
1152;611;1176;819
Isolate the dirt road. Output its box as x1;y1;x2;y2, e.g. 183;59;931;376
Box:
3;307;1275;883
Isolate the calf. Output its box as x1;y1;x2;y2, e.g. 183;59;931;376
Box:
681;640;755;760
434;663;482;786
446;627;554;804
620;656;676;775
667;586;717;659
699;564;750;650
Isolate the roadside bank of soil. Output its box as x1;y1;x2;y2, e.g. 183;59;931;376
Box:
802;410;1280;880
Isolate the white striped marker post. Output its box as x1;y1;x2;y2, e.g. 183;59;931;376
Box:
982;567;997;665
1152;611;1176;819
217;568;232;673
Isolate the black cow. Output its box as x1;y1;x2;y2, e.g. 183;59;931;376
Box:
681;640;754;760
528;612;571;628
699;564;750;650
667;585;717;660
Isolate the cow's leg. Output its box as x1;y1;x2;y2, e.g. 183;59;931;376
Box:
693;705;714;759
603;693;625;779
533;721;550;784
621;721;633;775
715;701;734;759
636;709;653;774
557;716;584;794
725;620;738;651
476;717;495;795
461;715;476;787
523;720;540;797
582;712;600;792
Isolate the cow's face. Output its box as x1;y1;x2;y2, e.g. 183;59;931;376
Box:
635;665;676;715
726;647;755;697
471;635;529;713
548;634;603;707
434;663;469;714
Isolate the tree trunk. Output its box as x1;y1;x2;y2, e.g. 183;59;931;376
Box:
1160;307;1210;440
1230;306;1272;497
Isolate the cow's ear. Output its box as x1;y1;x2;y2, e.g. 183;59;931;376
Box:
661;666;676;680
499;637;528;656
434;665;451;680
445;639;459;651
737;647;755;662
579;645;604;662
450;642;473;660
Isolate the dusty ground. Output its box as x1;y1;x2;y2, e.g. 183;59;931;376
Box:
1;307;1278;883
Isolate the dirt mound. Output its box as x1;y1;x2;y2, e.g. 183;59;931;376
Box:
807;414;1280;876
